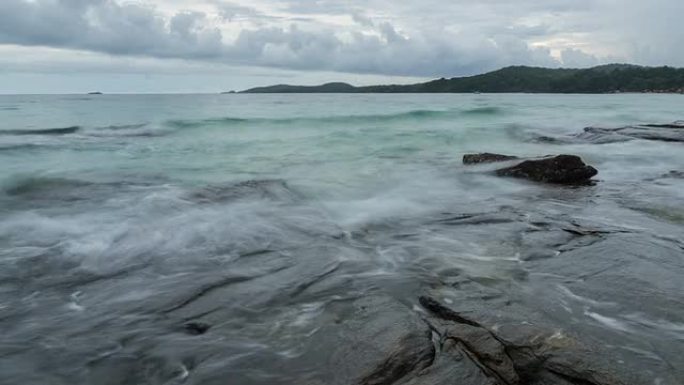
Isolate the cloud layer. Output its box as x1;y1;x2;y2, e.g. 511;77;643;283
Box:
0;0;683;91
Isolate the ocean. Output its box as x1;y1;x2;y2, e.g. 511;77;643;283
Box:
0;93;683;384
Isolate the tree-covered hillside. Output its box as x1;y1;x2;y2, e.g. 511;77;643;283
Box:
242;65;684;93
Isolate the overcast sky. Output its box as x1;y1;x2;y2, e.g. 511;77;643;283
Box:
1;0;682;93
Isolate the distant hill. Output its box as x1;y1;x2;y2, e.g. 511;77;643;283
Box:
241;65;684;94
243;82;358;93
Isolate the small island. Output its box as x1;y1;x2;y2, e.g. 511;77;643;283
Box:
242;64;684;94
87;92;103;95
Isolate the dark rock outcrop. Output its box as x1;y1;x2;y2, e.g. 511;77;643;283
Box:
663;170;684;179
463;154;599;184
417;296;627;385
463;153;519;164
494;155;598;184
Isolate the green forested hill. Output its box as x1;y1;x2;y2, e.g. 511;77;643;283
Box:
242;65;684;93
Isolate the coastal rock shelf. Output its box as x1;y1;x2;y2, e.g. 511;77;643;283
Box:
533;121;684;144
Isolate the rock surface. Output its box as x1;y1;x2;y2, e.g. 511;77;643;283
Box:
578;125;684;143
532;122;684;144
412;296;627;385
495;155;598;184
295;294;635;385
463;153;519;164
463;153;599;184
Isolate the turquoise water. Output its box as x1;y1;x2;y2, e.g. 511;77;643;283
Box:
0;94;683;384
1;94;682;184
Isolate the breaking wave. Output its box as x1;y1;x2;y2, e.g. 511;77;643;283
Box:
0;126;81;136
166;107;506;128
0;107;507;140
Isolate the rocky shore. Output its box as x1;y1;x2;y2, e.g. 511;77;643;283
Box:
161;125;680;384
1;116;682;385
325;123;682;384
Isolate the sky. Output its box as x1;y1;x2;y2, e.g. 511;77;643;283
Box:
0;0;683;93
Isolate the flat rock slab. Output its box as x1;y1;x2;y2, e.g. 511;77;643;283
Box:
533;122;684;144
579;125;684;143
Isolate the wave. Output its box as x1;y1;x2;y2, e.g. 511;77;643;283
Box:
167;117;249;128
0;106;507;141
313;109;458;123
83;123;174;137
0;143;44;152
0;126;80;136
0;123;176;143
98;123;149;131
166;107;505;128
461;106;503;115
3;176;93;197
1;175;154;205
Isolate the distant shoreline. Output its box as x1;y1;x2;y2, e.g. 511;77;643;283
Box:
240;64;684;94
1;91;684;96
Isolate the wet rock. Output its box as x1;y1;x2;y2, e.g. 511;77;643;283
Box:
187;179;298;204
529;122;684;144
462;154;598;184
305;296;436;385
576;123;684;143
662;170;684;179
419;296;481;327
641;121;684;129
397;338;494;385
358;331;436;385
463;153;520;165
417;296;627;385
183;322;211;335
573;127;635;144
495;155;598;184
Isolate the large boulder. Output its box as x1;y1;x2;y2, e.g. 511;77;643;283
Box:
463;153;599;184
494;155;598;184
